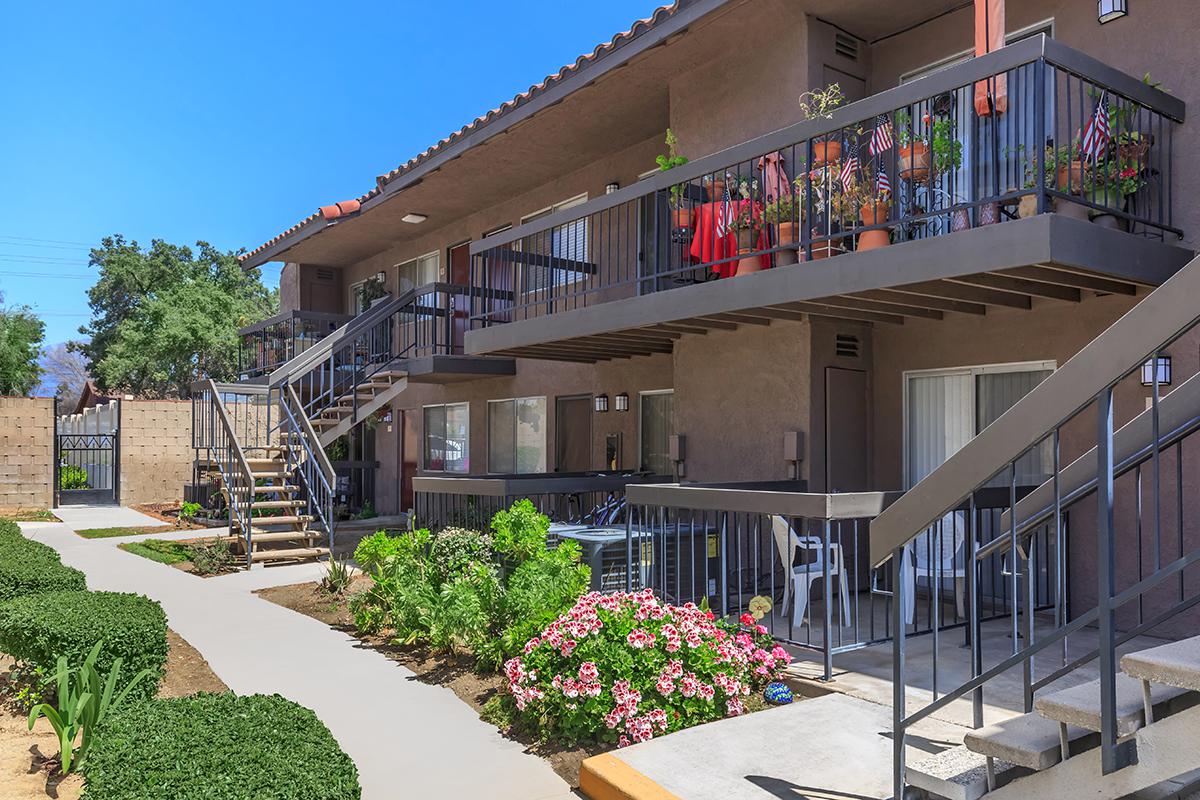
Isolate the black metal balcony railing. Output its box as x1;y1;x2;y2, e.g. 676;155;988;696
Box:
238;309;352;380
469;36;1183;328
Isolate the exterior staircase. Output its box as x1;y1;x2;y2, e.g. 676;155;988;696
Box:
868;255;1200;800
192;284;467;566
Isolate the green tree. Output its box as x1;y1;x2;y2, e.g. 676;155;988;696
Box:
79;236;277;398
0;293;46;396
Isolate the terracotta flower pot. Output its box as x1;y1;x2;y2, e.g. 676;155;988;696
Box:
735;227;756;252
1057;160;1086;195
812;140;842;168
808;227;846;260
898;141;930;182
859;199;890;226
857;229;890;251
736;250;763;276
671;206;692;229
774;221;799;266
707;179;726;202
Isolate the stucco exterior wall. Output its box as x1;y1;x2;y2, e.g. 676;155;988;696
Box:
0;397;54;511
118;400;193;507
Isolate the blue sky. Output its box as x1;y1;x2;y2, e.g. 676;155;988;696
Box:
0;0;663;344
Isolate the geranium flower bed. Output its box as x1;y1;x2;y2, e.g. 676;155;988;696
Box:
503;589;791;747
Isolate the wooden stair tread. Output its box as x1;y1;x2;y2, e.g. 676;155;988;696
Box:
243;531;322;544
253;484;299;494
250;499;305;509
250;546;329;562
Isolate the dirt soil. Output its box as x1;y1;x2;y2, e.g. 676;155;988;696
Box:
0;629;227;799
256;578;605;784
131;503;208;530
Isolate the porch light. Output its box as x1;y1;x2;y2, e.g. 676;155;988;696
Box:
375;271;386;283
401;213;428;224
615;392;629;412
594;394;609;413
1141;356;1171;387
1097;0;1128;23
605;182;621;195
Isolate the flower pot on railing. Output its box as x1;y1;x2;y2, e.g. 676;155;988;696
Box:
977;201;1001;226
898;142;930;182
856;198;892;251
736;248;763;276
811;140;841;168
671;205;692;229
774;221;800;266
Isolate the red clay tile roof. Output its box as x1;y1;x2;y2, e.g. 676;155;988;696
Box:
241;1;691;265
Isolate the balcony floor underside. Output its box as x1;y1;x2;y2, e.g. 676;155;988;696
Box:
399;354;516;383
465;215;1193;363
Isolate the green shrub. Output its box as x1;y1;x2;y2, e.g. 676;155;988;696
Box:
189;540;234;574
430;526;492;584
0;521;87;601
84;693;361;800
0;590;168;702
59;465;90;490
352;530;403;575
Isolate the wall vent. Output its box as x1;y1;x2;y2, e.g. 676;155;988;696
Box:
834;32;859;61
835;333;860;358
315;268;337;282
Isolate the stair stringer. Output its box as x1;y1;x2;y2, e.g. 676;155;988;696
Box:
980;701;1200;800
317;374;409;447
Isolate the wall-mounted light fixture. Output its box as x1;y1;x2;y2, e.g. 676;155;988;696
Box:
594;394;609;413
375;271;387;283
1098;0;1128;23
605;182;621;195
401;213;428;224
1141;356;1171;387
615;392;629;412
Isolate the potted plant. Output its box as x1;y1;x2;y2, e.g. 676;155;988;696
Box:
798;166;852;260
730;207;762;275
845;169;892;251
705;173;727;202
893;109;930;182
1085;157;1146;230
763;194;803;266
656;128;691;228
799;84;845;166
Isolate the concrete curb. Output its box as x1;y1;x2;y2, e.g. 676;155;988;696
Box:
579;752;682;800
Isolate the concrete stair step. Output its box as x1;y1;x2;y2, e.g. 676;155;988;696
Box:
1121;635;1200;692
963;712;1094;771
250;546;329;563
1034;673;1187;737
906;744;1021;800
310;418;341;427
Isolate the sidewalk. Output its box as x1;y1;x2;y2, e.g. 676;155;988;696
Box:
20;516;573;800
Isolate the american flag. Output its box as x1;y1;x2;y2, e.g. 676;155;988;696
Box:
839;140;860;193
869;114;894;156
1081;92;1110;162
714;184;733;239
876;164;891;197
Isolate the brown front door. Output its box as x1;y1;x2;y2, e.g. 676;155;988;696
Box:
448;242;471;352
400;409;419;510
825;367;869;492
555;395;592;472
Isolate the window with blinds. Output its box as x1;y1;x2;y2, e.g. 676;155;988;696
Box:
520;194;589;292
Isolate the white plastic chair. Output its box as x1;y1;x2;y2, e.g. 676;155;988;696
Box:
770;515;851;628
902;511;967;625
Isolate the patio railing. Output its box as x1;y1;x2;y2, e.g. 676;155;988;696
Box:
238;309;352;380
469;35;1182;327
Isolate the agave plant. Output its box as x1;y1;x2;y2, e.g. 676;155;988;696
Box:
27;640;156;773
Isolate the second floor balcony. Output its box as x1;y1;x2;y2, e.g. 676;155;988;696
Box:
238;308;352;380
465;36;1190;361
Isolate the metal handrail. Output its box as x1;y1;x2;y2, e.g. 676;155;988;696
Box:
285;383;335;486
871;254;1200;566
203;379;256;564
279;383;336;546
471;35;1182;257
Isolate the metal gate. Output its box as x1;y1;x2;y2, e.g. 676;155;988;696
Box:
54;405;120;506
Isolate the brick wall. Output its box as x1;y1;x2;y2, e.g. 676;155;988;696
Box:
119;400;194;506
0;397;54;510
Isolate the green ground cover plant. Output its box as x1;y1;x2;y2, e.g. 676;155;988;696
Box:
83;693;361;800
0;590;168;703
0;519;87;601
76;526;173;539
117;538;193;564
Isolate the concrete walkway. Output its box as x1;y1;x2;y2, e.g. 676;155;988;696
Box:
20;516;573;800
53;504;163;529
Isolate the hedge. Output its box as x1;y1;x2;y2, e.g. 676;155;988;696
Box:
84;693;362;800
0;590;167;701
0;519;87;601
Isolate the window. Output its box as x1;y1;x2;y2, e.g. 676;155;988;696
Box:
904;362;1055;489
423;403;469;473
639;390;675;476
397;251;439;294
520;194;589;291
488;397;546;474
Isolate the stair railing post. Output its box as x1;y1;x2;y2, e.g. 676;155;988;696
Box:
1096;386;1135;773
822;517;834;682
967;493;983;729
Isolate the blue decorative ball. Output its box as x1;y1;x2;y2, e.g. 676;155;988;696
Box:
764;681;793;705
